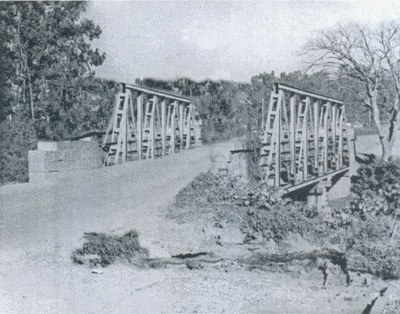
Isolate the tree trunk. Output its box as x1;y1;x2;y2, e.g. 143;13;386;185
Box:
380;137;391;162
385;96;400;162
377;118;399;162
26;70;35;120
369;86;389;162
16;11;35;120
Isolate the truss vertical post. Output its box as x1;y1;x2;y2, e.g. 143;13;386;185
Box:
161;99;167;156
179;103;184;151
261;98;266;131
331;104;337;169
170;101;177;154
338;107;344;168
150;96;157;159
289;94;296;178
323;102;330;173
127;93;137;162
313;100;319;175
137;93;143;160
303;97;310;181
275;90;283;187
185;105;192;150
121;98;128;163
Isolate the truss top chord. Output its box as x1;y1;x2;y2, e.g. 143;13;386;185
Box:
275;83;344;105
122;83;191;104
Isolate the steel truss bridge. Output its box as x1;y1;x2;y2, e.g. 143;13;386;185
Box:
260;83;350;192
102;81;351;194
102;83;201;165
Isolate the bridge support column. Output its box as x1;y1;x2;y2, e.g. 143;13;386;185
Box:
328;171;351;200
307;178;332;210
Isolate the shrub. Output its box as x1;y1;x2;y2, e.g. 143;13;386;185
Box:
176;172;321;243
174;169;400;279
175;172;250;208
351;160;400;219
0;117;38;184
347;161;400;279
71;231;148;267
343;214;399;279
241;194;322;242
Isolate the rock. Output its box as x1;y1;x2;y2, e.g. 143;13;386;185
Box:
91;269;103;274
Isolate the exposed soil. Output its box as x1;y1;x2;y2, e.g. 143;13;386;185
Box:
1;142;400;313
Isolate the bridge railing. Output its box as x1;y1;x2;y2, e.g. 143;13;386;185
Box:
260;83;350;190
102;83;202;165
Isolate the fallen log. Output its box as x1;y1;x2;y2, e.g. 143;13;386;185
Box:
241;248;350;285
244;248;346;265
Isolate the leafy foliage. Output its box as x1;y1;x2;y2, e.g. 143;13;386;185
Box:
175;172;319;242
0;2;113;183
240;182;321;242
351;160;400;218
0;116;37;184
341;160;400;279
344;214;400;279
174;169;400;279
1;2;106;123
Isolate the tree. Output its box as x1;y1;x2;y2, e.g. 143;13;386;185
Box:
1;1;105;137
0;2;108;183
304;22;400;161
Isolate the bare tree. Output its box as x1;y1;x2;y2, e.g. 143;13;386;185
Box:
304;22;400;161
378;21;400;161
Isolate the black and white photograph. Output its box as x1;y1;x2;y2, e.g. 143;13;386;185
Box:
0;0;400;313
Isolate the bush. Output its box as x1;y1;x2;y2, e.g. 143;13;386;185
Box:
174;168;400;280
176;172;321;243
175;172;250;208
351;160;400;218
0;117;38;184
71;231;148;267
347;161;400;279
345;215;399;279
241;187;322;242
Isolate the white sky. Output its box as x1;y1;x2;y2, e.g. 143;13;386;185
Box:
87;0;400;83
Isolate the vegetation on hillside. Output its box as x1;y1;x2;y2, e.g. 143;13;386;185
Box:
174;162;400;280
140;71;367;143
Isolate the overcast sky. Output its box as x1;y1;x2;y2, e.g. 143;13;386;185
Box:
87;0;400;83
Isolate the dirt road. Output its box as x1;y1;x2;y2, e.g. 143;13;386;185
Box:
0;146;212;256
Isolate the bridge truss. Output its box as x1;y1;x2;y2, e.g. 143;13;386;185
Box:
260;83;350;191
102;83;201;165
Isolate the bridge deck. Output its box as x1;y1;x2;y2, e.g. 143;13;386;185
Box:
284;167;349;193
